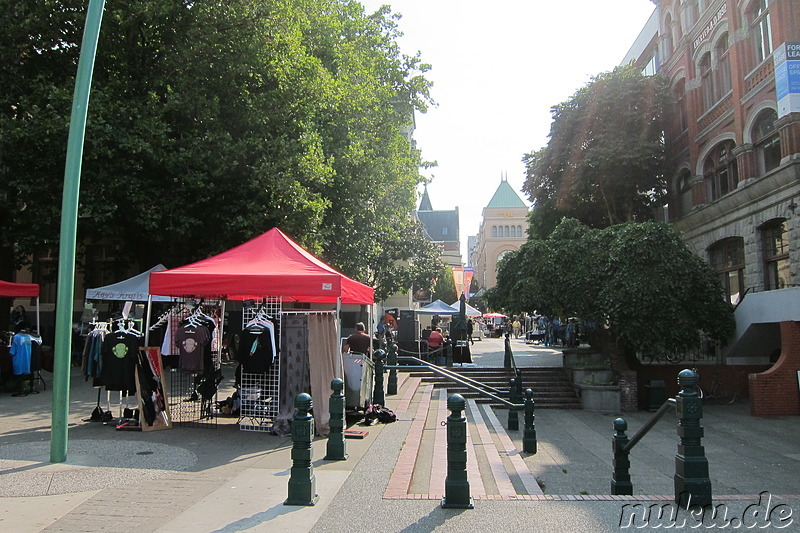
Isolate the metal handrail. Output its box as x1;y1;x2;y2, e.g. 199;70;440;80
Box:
390;355;521;409
622;398;676;453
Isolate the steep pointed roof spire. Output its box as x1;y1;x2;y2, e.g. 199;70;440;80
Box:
419;184;433;211
487;175;526;208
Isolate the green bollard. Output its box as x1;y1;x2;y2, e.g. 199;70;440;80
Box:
387;343;398;396
674;368;712;508
507;377;519;431
441;393;474;509
611;417;633;495
372;349;386;406
325;378;347;461
285;393;318;506
523;388;537;454
445;339;453;367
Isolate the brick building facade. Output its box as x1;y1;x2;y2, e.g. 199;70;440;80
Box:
626;0;800;415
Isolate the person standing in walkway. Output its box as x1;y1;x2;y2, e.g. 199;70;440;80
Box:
467;318;474;345
513;318;521;339
343;322;371;356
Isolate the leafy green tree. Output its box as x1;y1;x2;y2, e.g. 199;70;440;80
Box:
0;0;440;299
486;218;735;356
522;66;672;239
431;265;457;304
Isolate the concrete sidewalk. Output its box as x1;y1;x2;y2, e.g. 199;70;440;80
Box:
0;338;797;532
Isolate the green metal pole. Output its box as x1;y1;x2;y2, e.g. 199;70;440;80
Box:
51;0;106;464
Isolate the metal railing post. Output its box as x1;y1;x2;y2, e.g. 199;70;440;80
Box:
387;343;398;396
611;418;633;495
325;379;347;461
373;349;386;406
523;388;537;454
674;368;712;508
507;377;520;430
441;394;474;509
285;393;318;506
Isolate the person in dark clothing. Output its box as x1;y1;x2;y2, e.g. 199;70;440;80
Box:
10;305;30;333
343;322;371;356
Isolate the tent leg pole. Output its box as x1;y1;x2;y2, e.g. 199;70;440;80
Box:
144;295;153;346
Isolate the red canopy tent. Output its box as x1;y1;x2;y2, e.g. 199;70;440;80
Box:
149;228;374;304
0;280;39;298
1;280;41;332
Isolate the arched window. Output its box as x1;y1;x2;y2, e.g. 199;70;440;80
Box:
753;109;781;174
517;225;523;237
677;168;693;217
683;0;699;30
699;52;714;112
750;0;773;66
492;226;497;238
504;225;510;237
704;141;738;201
664;13;674;54
762;219;790;291
715;33;731;99
709;237;745;304
510;225;516;238
673;79;688;133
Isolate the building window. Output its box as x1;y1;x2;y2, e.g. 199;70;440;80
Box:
677;169;693;217
683;0;699;30
700;52;714;111
664;13;674;54
750;0;773;65
704;141;738;201
442;226;448;236
510;225;516;238
492;226;497;237
715;33;731;99
710;237;745;305
517;225;523;237
504;225;510;237
753;109;781;174
762;219;790;290
674;79;688;133
642;52;659;76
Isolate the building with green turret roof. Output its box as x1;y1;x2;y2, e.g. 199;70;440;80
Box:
472;176;529;292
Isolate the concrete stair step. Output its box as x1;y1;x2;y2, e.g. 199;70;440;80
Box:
384;378;544;501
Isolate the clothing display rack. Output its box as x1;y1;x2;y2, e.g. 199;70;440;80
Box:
238;297;281;432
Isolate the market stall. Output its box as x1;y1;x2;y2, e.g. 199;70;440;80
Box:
148;228;374;434
1;280;42;392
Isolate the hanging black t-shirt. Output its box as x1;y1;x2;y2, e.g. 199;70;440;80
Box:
100;331;141;392
234;321;277;374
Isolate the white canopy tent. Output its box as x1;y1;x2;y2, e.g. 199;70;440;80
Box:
85;264;171;302
450;301;482;317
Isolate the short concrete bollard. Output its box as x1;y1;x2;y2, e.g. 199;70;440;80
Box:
507;377;520;431
285;393;319;506
523;388;537;454
387;343;398;396
372;349;386;406
675;368;712;507
325;378;347;461
611;417;633;495
442;393;474;509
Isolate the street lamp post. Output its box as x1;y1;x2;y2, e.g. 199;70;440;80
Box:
51;0;106;463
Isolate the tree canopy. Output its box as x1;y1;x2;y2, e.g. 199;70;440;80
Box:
486;218;735;356
0;0;442;299
522;66;672;239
